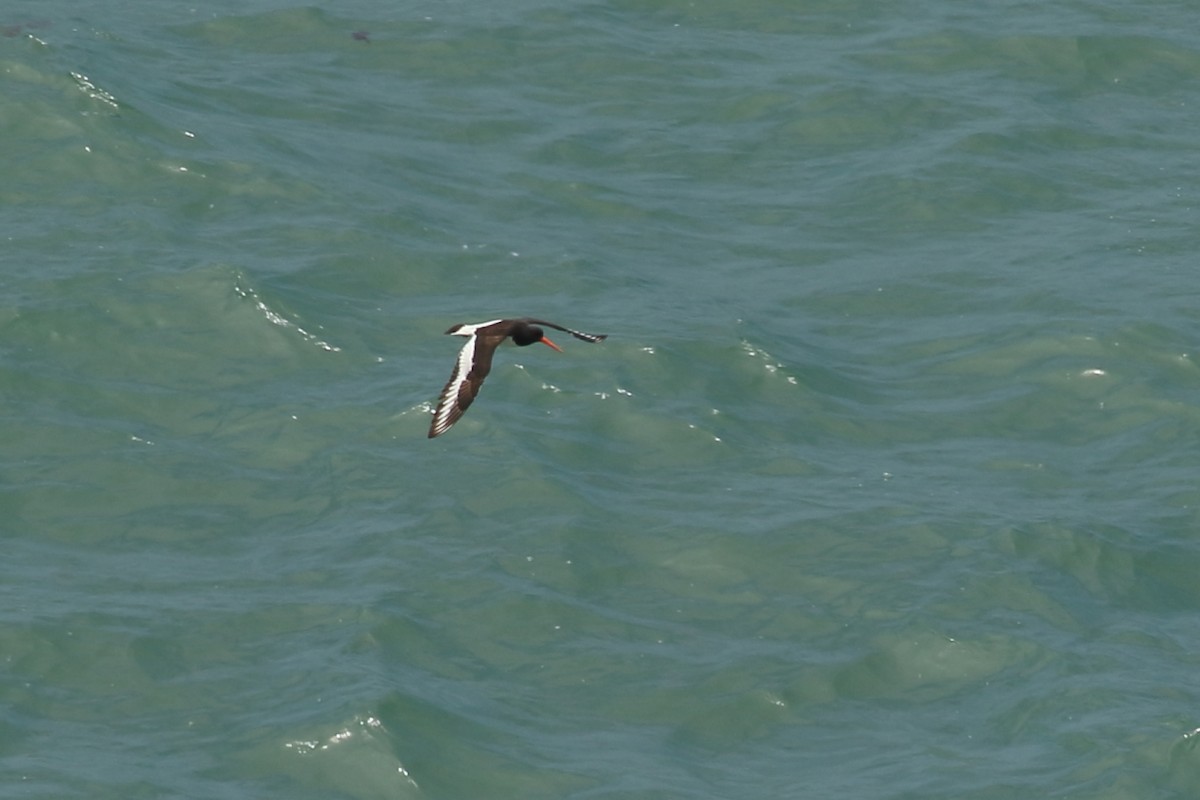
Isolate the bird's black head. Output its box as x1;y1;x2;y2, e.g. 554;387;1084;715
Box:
512;322;563;352
511;324;545;346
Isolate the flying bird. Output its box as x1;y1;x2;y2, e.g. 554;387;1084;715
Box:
428;318;607;438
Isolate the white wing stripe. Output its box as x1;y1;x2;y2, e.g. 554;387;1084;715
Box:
449;319;502;337
431;335;477;434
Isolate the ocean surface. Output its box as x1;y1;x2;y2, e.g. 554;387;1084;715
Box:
4;1;1200;797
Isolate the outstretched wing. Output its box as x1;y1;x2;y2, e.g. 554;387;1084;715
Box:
428;333;501;438
522;319;608;344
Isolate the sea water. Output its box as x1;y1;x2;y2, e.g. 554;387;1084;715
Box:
3;1;1200;797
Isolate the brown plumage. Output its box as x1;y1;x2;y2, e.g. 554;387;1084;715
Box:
428;318;607;438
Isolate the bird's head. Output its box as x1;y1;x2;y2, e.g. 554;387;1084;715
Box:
513;324;562;351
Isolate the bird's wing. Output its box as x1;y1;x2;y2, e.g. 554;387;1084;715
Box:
428;333;501;438
523;319;608;344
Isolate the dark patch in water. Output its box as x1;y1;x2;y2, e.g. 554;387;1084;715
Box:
2;19;52;37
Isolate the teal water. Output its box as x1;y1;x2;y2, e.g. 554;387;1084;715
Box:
5;1;1200;797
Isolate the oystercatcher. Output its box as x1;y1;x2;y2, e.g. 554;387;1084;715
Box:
428;318;607;438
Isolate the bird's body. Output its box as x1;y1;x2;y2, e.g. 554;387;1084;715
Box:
428;318;607;438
